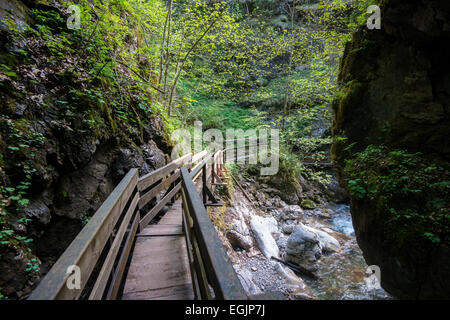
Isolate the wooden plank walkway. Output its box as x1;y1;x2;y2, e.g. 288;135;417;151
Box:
122;199;194;300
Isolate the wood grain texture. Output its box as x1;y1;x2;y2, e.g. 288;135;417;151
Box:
29;169;139;300
123;200;194;300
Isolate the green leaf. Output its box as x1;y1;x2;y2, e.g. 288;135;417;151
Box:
18;199;30;206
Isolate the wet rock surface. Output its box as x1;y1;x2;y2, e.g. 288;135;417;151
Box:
214;174;391;300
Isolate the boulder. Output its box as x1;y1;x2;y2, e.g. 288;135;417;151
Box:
280;205;303;221
303;225;341;253
281;224;296;235
274;263;316;300
250;215;280;259
285;223;322;272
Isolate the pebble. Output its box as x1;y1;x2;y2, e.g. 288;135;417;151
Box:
240;257;287;294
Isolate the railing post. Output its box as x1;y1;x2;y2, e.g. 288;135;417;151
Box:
180;167;247;300
212;153;215;186
202;165;207;204
222;150;225;175
170;181;175;204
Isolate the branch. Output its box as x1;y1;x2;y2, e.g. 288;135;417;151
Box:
180;18;218;66
116;61;166;94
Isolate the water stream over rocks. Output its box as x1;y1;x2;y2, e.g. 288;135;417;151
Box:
219;180;392;300
303;203;391;300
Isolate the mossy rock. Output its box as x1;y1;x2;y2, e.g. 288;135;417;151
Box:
300;199;316;210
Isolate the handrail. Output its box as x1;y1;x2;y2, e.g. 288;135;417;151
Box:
28;143;269;300
28;149;211;300
29;169;139;300
180;165;247;300
138;150;209;231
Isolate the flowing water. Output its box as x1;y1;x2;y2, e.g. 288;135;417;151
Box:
303;203;392;300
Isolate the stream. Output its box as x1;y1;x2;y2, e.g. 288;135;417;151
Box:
303;203;392;300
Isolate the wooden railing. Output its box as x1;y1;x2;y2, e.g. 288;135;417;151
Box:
29;169;140;300
137;152;193;231
28;147;238;300
29;144;282;300
180;150;247;300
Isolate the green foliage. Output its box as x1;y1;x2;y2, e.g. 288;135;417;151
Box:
170;0;370;187
301;199;317;210
0;1;386;298
344;145;450;244
0;118;39;239
25;258;40;275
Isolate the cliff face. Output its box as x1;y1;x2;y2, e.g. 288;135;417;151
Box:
332;0;450;298
0;1;169;298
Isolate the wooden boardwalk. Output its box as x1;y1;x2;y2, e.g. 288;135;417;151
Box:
30;149;256;300
122;199;194;300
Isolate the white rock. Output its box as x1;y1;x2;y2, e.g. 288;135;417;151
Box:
303;225;341;253
285;223;322;272
231;217;250;236
274;263;317;299
250;215;280;259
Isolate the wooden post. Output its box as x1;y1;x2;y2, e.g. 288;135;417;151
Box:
212;153;215;186
170;181;175;204
202;165;207;204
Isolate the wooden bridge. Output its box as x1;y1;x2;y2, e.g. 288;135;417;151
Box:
28;146;282;300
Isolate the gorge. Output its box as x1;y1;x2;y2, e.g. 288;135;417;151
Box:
0;0;449;301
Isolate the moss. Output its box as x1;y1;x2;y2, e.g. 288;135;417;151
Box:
11;119;32;134
300;198;316;210
336;81;365;124
207;205;229;233
344;144;450;246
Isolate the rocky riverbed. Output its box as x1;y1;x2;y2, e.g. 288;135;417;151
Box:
212;175;392;300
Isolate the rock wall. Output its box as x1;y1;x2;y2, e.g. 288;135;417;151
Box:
332;0;450;299
0;0;169;298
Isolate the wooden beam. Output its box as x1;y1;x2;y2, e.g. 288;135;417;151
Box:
138;153;191;191
89;192;139;300
139;182;181;231
190;153;213;180
192;150;207;164
105;212;139;300
138;169;180;209
29;169;138;300
180;167;247;300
